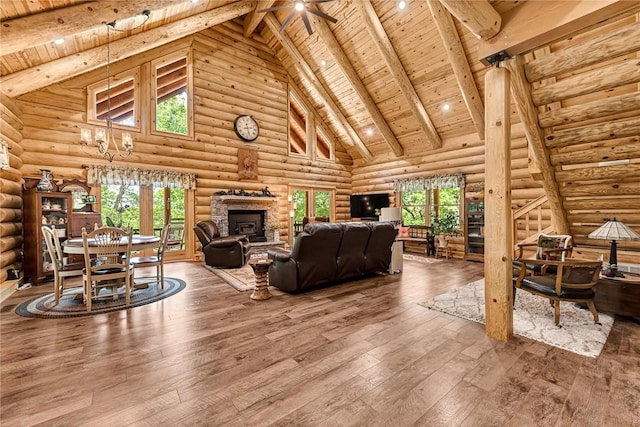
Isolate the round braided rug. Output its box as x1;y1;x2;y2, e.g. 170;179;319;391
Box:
15;277;186;319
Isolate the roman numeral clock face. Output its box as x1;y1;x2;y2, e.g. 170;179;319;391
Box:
234;115;259;142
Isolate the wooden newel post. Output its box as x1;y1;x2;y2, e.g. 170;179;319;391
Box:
484;66;513;340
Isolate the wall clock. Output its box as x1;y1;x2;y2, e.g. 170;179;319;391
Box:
234;115;259;142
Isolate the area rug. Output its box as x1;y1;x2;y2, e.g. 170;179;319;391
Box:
205;264;255;292
15;277;186;319
420;278;614;358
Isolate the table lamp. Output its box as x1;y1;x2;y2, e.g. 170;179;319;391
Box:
380;207;402;227
588;218;640;277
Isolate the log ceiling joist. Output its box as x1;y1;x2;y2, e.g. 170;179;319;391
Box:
502;56;570;235
478;0;640;65
263;14;374;161
1;1;254;98
427;0;485;139
438;0;501;40
355;0;441;149
243;0;276;37
0;0;187;57
313;16;404;157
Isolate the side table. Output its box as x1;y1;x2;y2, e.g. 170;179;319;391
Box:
248;258;273;301
594;273;640;318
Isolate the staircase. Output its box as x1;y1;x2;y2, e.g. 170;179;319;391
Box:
512;194;552;255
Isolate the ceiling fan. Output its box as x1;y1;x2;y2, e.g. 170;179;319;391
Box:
259;0;337;36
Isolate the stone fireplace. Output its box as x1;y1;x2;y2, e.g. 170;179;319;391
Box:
210;195;278;241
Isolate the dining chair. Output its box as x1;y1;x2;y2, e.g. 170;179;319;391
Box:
129;224;169;288
82;226;134;312
41;225;83;304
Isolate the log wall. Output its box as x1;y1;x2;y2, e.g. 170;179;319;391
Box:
15;21;352;257
0;94;24;301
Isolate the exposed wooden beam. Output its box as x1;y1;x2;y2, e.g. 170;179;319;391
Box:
531;59;640;106
478;1;639;65
1;2;254;98
243;0;276;37
0;0;188;57
525;20;640;81
263;14;374;161
483;66;512;342
427;0;485;139
438;0;501;40
313;16;404;156
355;0;441;149
502;56;570;235
538;91;640;128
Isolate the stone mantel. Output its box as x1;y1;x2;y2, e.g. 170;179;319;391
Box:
215;196;277;204
211;195;279;238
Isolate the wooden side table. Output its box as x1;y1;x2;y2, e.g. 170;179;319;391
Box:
595;273;640;318
248;258;273;300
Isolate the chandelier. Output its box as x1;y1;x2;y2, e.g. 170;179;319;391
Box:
80;11;149;162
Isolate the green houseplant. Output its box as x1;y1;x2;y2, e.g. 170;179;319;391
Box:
430;212;462;240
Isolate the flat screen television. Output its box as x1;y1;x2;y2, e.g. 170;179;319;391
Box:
350;193;390;219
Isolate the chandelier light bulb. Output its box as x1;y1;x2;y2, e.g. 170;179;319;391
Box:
295;1;305;12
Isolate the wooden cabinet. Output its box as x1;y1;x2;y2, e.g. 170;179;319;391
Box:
23;189;72;283
71;212;102;237
465;198;484;261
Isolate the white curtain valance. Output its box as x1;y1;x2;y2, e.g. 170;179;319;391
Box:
393;174;465;192
87;165;196;190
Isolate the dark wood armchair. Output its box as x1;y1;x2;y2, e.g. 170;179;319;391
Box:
513;233;574;276
513;258;602;325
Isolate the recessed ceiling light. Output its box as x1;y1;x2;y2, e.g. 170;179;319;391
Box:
321;59;327;67
442;103;451;111
366;128;374;136
191;0;199;3
295;1;305;12
398;1;407;10
54;38;64;45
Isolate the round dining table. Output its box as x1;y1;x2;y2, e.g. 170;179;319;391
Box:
62;234;161;254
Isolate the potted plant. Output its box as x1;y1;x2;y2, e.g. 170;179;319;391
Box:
430;212;462;247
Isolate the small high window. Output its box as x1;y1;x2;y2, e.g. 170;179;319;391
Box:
289;94;308;157
152;51;192;137
315;127;333;161
87;68;140;129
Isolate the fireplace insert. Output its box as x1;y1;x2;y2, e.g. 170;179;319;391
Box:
228;210;266;242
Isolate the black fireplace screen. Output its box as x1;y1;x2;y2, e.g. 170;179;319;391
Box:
228;210;266;242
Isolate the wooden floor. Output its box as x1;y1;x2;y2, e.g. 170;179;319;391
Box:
1;257;639;426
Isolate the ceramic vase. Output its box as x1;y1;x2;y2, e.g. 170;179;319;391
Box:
36;169;54;192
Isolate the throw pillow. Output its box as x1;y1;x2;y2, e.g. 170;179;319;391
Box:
398;227;410;238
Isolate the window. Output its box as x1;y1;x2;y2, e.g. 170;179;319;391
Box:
290;186;335;242
315;127;333;161
400;187;461;226
152;51;192;137
87;68;140;129
288;91;334;161
289;94;308;157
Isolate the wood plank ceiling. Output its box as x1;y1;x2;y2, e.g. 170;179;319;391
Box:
1;0;640;248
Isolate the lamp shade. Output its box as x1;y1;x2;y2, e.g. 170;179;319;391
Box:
588;218;640;241
380;207;402;222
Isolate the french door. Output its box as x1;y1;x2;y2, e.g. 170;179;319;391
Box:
101;184;192;260
289;186;335;244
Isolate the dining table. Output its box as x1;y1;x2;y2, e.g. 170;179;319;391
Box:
62;234;161;254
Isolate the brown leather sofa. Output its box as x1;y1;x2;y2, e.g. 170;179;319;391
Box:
194;220;251;268
267;221;398;292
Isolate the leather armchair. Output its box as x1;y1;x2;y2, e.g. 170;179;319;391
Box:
194;220;251;268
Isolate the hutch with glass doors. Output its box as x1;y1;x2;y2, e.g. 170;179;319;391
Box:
23;189;73;283
465;197;484;261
